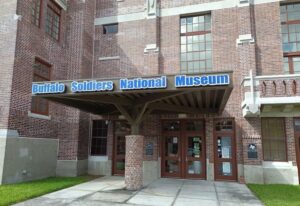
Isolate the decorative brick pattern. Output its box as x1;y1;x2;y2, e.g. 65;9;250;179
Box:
125;135;144;190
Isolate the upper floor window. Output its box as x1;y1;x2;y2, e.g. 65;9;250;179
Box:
281;3;300;74
262;118;287;161
31;0;42;27
91;120;108;156
46;1;61;41
103;24;118;34
180;14;212;74
31;58;51;115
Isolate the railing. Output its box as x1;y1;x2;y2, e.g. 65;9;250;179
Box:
242;72;300;117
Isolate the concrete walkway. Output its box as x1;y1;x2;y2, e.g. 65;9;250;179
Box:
14;176;263;206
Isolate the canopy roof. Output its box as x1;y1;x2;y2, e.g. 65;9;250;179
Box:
32;72;233;127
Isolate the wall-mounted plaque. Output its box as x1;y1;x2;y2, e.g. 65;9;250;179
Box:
146;143;154;156
248;143;258;159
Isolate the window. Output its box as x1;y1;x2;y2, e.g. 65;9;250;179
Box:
281;3;300;74
45;1;61;40
91;120;108;156
31;0;42;27
103;24;118;34
180;14;212;73
262;118;287;161
31;58;51;115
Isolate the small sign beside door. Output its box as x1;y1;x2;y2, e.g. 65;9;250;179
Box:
248;143;258;159
146;143;154;156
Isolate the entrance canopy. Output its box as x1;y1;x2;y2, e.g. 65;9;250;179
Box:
32;72;233;131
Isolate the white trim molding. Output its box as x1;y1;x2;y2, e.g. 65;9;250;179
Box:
144;44;159;53
236;34;255;46
99;56;120;61
95;0;282;25
54;0;67;11
28;111;51;120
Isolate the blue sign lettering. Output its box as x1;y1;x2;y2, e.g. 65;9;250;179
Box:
71;80;114;93
120;76;167;90
32;82;65;94
175;74;230;88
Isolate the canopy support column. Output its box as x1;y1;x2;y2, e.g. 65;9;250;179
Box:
125;134;144;190
115;103;149;190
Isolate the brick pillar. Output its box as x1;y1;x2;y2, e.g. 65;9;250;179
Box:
125;135;144;190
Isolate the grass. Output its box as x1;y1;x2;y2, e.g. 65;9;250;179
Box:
0;176;96;206
248;184;300;206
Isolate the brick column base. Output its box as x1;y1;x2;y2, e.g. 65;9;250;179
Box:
125;135;144;190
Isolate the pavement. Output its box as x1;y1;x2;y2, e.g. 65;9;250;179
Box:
14;176;263;206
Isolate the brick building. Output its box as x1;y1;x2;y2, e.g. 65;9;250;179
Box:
0;0;300;189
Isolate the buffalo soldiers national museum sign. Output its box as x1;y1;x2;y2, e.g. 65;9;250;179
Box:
31;72;233;117
32;73;230;94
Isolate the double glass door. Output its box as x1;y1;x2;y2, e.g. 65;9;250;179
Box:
162;120;206;179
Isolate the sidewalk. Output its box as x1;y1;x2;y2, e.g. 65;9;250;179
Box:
14;176;263;206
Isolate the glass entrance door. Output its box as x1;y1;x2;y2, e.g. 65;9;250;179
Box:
162;121;182;178
184;121;206;179
161;120;206;179
214;119;237;181
113;121;130;175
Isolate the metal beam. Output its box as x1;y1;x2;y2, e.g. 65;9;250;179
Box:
134;91;189;106
218;87;233;114
149;102;211;114
45;97;116;114
114;104;134;124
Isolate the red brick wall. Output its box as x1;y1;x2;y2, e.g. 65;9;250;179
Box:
254;2;283;75
160;0;221;9
6;0;95;160
0;0;18;129
96;0;145;18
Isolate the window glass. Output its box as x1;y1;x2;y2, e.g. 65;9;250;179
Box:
293;57;300;73
180;14;212;74
294;119;300;132
103;24;118;34
91;120;109;156
31;59;51;115
46;1;61;41
262;118;287;161
31;0;41;27
281;3;300;74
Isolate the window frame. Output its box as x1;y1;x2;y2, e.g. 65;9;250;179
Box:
90;120;109;156
31;0;43;28
261;118;288;162
179;13;212;74
103;23;118;34
281;3;300;74
31;57;51;116
45;0;62;41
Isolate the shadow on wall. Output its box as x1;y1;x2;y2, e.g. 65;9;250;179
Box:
233;116;299;185
93;0;163;79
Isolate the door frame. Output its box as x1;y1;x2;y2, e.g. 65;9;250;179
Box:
294;118;300;184
161;119;206;179
213;118;237;181
112;120;130;176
